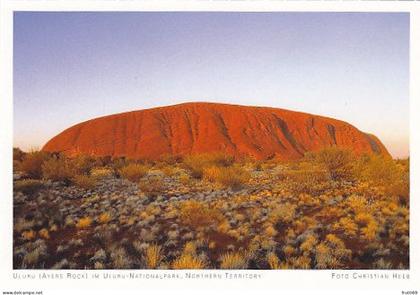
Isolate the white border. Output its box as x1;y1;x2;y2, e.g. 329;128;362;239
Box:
1;1;419;294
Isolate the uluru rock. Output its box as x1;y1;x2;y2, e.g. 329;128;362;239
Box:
42;102;390;160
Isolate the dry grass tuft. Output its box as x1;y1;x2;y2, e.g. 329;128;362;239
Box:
90;167;113;179
219;252;248;269
145;244;162;269
282;163;330;195
203;165;250;189
333;217;358;237
38;228;50;239
119;163;149;182
98;212;112;224
21;230;36;241
72;174;97;190
179;200;222;228
264;224;278;237
111;247;132;269
300;234;318;253
183;153;234;179
183;241;197;255
267;252;280;269
138;177;166;196
172;254;206;269
71;154;97;174
160;166;178;177
76;217;92;229
269;203;296;224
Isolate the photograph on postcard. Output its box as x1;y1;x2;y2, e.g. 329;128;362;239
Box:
12;11;409;270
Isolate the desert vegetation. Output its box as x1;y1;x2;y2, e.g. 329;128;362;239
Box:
13;147;409;269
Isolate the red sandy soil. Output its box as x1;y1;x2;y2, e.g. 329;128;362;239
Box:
42;102;390;160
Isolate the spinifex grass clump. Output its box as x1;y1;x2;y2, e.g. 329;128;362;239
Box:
183;152;234;179
203;165;250;189
118;163;149;182
179;200;223;228
72;174;97;190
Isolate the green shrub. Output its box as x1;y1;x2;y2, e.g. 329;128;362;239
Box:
71;154;97;174
304;147;355;181
358;155;400;186
282;162;330;195
14;179;44;195
357;155;409;201
42;156;76;183
18;151;50;179
13;147;26;162
13;147;25;171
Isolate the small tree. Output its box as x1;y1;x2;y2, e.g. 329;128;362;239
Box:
305;147;355;181
18;151;50;179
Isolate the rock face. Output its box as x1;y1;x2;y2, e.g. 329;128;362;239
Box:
42;102;390;160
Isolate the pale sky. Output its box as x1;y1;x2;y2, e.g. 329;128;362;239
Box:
14;12;409;158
